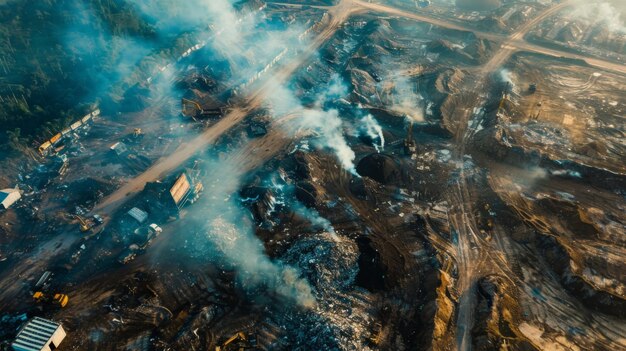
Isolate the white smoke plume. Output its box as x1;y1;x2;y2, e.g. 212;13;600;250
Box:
499;68;514;85
301;108;357;174
294;204;335;234
569;1;626;34
389;75;424;123
359;114;385;152
117;0;321;308
207;217;315;308
266;79;358;175
267;173;335;233
190;156;316;308
110;0;358;307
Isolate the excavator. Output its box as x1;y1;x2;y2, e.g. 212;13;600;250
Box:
74;215;92;232
215;331;255;351
33;291;69;308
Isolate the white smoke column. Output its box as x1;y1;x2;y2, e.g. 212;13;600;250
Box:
360;114;385;152
192;157;316;309
499;68;514;85
389;75;424;123
265;173;335;233
267;80;358;175
205;0;246;47
292;202;335;234
303;109;357;174
569;1;626;34
122;0;346;307
207;217;315;308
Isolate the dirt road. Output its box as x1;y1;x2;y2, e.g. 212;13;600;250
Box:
0;0;358;312
355;0;626;76
429;1;581;349
93;0;359;217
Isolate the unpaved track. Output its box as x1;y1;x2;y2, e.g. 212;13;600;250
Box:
0;0;358;310
93;107;249;214
426;1;582;349
355;0;626;76
93;0;359;216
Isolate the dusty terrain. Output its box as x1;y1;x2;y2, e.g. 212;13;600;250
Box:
0;1;624;350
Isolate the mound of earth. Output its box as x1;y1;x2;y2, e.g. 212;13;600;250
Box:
476;16;507;32
356;153;402;185
427;39;476;63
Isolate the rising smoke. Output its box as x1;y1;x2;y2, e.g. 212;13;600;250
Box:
498;68;514;86
190;155;317;308
119;0;357;307
359;114;385;152
266;77;358;174
388;74;425;123
569;1;626;34
63;0;361;308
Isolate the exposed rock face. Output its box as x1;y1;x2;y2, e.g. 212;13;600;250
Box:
434;68;466;97
471;275;539;351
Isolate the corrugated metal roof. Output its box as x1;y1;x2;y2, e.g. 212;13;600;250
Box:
128;207;148;223
12;317;61;351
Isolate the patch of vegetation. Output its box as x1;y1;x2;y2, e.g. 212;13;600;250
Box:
0;0;157;152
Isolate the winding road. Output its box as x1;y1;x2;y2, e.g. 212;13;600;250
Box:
95;0;624;218
4;0;625;347
93;0;360;216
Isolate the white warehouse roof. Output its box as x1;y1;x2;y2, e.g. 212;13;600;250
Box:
0;188;21;209
12;317;66;351
127;207;148;224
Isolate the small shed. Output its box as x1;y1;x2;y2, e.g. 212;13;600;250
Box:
11;317;66;351
0;187;21;209
127;207;148;224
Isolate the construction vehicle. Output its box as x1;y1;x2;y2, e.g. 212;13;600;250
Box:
216;331;255;351
404;122;416;155
92;214;104;225
182;98;223;119
33;291;69;308
133;128;142;137
74;215;92;232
